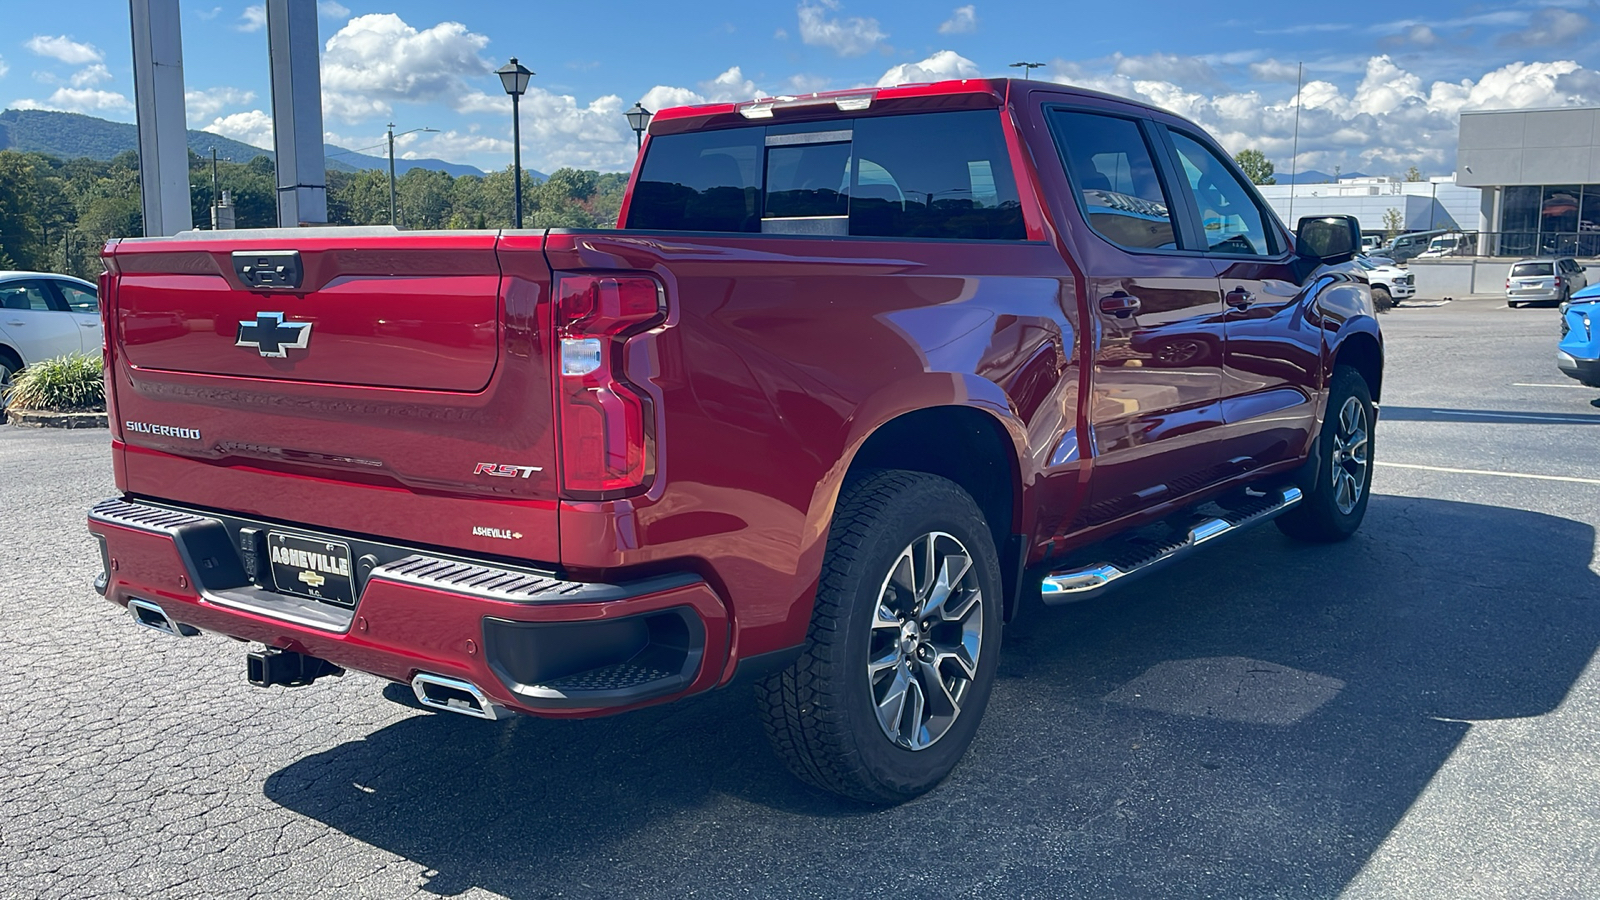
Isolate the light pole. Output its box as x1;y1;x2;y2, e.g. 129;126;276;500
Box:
387;123;439;227
1009;61;1045;80
625;102;653;152
496;57;533;228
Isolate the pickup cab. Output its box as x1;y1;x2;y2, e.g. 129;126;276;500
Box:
88;79;1382;803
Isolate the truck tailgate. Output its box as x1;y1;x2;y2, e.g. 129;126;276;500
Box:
104;230;561;561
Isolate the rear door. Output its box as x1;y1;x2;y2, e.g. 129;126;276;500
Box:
1045;107;1231;525
45;279;103;354
106;231;562;561
1162;127;1319;472
0;279;81;363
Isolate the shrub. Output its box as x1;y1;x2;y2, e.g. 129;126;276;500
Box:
4;353;105;412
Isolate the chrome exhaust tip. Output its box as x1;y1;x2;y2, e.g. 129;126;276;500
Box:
128;599;199;637
410;672;506;720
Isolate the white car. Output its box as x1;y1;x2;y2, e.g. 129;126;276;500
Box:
1355;256;1415;309
0;272;103;386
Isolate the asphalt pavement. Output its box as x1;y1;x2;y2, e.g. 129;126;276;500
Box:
2;297;1597;899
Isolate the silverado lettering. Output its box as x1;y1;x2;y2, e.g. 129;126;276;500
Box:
89;78;1381;804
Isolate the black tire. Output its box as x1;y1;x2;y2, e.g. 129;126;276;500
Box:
1277;366;1374;543
756;470;1004;804
1508;301;1522;309
1371;285;1393;312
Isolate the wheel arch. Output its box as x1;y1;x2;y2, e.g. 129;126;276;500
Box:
0;341;24;373
1332;328;1383;403
840;396;1028;621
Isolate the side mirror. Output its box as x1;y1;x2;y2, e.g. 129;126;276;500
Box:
1296;215;1361;264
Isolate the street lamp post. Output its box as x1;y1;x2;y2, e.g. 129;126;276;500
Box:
625;102;653;152
1009;61;1045;80
496;57;534;228
387;123;439;227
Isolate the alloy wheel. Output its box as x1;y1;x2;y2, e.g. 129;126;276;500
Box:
867;531;985;751
1330;396;1370;515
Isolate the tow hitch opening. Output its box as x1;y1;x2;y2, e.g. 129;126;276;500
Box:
247;647;344;688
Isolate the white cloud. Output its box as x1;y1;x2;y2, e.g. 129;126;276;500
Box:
186;87;256;125
13;87;132;114
1501;8;1591;47
1112;52;1222;87
69;64;112;88
798;1;888;57
637;66;764;114
1249;59;1302;83
0;55;8;79
1046;53;1600;176
939;5;977;35
877;50;978;87
239;5;266;32
405;129;509;160
203;109;275;148
318;0;350;18
25;35;103;66
320;14;493;123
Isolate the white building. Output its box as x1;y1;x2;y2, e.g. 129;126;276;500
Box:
1257;177;1479;236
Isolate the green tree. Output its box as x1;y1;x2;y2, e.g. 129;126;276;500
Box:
0;151;46;269
1404;166;1423;182
1382;207;1404;241
396;168;454;230
1233;148;1276;185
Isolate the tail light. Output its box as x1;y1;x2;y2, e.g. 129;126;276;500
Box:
1554;276;1563;289
554;274;666;497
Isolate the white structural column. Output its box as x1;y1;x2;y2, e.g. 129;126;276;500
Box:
267;0;328;226
129;0;193;236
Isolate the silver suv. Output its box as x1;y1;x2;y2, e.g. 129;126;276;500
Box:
1506;258;1589;308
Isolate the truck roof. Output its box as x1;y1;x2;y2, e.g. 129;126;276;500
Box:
647;77;1182;136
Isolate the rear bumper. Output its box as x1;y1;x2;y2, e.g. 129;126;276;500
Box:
87;498;729;717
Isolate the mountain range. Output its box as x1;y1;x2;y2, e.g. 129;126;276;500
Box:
0;108;502;178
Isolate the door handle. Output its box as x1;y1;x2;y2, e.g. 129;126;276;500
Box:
1098;292;1142;317
1225;287;1255;309
5;320;24;327
79;322;99;327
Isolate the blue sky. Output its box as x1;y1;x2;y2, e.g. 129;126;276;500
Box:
4;1;1598;176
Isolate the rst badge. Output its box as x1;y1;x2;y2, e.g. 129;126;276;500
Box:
236;312;312;358
474;463;542;479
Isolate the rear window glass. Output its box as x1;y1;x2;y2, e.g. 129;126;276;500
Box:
1512;263;1553;277
626;129;762;233
625;110;1025;241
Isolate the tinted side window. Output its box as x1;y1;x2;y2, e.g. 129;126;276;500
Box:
1048;110;1178;251
848;110;1024;240
55;282;99;313
0;281;55;311
1169;131;1274;256
628;128;763;232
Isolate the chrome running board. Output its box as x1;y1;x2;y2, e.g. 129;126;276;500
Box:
1041;486;1303;605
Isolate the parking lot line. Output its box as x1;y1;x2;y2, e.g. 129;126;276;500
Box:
1377;461;1600;486
1432;409;1600;424
1512;383;1598;390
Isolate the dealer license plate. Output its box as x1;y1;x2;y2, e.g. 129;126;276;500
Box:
268;532;356;607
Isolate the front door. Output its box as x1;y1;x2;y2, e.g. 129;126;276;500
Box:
1164;129;1320;471
1045;108;1230;529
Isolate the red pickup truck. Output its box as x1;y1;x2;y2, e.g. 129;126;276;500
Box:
88;78;1381;803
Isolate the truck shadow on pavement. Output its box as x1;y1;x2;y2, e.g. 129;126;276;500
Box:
263;495;1600;899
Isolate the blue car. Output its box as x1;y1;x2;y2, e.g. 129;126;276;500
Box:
1559;284;1600;387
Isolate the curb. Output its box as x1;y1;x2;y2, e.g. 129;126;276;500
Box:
5;409;108;429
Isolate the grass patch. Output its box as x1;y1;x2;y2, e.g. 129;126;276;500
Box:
4;353;105;413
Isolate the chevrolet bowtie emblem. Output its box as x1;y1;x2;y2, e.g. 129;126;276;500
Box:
236;312;312;358
298;570;327;588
